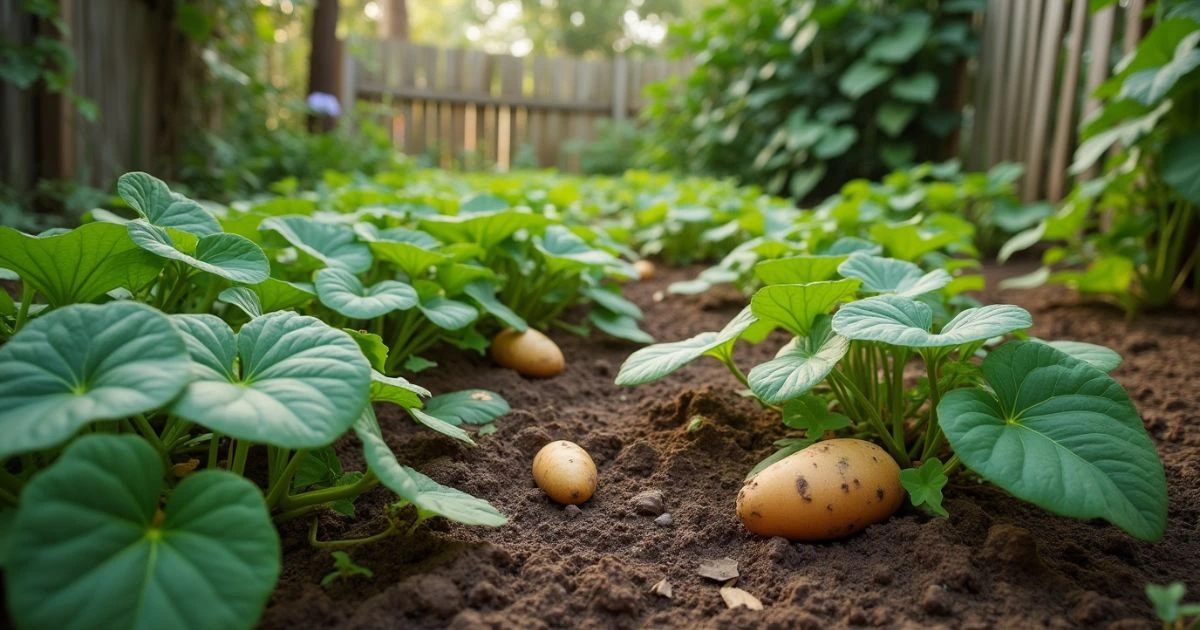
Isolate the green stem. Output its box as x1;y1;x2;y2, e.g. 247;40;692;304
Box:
943;454;961;475
13;284;34;333
160;266;193;312
278;470;378;511
890;348;909;447
307;517;402;549
231;440;250;476
207;432;221;469
829;370;909;466
265;450;309;509
920;352;946;461
133;414;168;464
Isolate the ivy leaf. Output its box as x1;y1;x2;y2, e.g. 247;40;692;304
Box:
315;267;418;319
422;389;510;425
117;171;221;236
750;279;861;336
616;306;757;385
938;341;1168;540
0;302;190;460
837;255;952;297
748;316;850;404
127;220;270;284
899;458;949;517
6;435;279;630
0;223;162;307
353;407;506;525
169;312;371;449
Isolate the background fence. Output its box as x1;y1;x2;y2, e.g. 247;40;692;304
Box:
345;40;691;171
969;0;1145;201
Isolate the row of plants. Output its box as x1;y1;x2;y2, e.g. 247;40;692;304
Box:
1001;3;1199;314
639;0;980;199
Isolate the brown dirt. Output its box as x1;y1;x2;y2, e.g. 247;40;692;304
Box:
260;265;1200;630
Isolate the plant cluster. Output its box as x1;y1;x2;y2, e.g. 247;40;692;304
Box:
617;245;1169;541
1002;2;1200;314
638;0;979;199
0;172;518;629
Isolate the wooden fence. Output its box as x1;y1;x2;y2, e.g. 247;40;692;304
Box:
969;0;1146;201
344;41;691;171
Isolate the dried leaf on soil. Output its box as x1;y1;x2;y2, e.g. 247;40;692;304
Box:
651;579;673;599
720;586;764;610
697;557;739;581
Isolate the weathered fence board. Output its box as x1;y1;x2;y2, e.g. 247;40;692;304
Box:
348;40;691;171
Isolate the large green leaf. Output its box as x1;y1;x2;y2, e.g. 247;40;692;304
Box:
371;370;430;409
117;171;221;236
409;408;475;445
1161;133;1200;205
938;341;1167;540
422;389;510;425
315;267;417;319
353;408;506;525
839;60;894;99
463;280;527;332
6;435;278;630
867;14;930;63
260;216;372;273
1120;31;1200;105
170;312;371;448
219;278;315;319
890;72;939;103
1039;340;1123;373
418;296;478;330
581;286;643;319
420;210;551;250
754;255;848;285
0;302;190;460
832;294;1031;347
876;101;916;136
615;306;757;386
1070;101;1172;174
748;315;850;403
837;255;952;297
750;279;861;336
534;225;623;271
813;126;858;159
0;223;162;307
127;221;269;284
590;309;654;343
368;240;449;278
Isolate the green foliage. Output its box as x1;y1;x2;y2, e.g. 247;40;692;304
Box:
1002;8;1200;313
638;0;979;197
1146;582;1200;628
321;552;374;587
0;0;96;119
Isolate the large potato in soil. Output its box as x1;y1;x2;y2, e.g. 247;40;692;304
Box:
491;328;565;378
736;438;903;541
532;440;597;505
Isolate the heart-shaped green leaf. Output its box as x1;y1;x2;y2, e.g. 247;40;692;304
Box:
832;295;1031;347
748;315;850;404
420;210;551;250
0;223;162;307
750;279;861;336
128;221;270;284
353;224;440;249
261;216;372;273
422;389;509;425
315;267;418;319
118;172;222;236
218;278;315;320
463;280;527;332
1038;340;1123;373
753;255;847;285
6;435;279;630
837;255;952;297
890;72;939;103
867;14;930;63
615;306;757;386
938;341;1167;540
368;240;449;278
534;225;623;271
353;407;506;525
839;60;894;99
899;458;949;517
0;302;190;460
170;312;371;448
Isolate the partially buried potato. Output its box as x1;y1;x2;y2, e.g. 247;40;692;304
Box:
633;260;655;281
491;328;565;378
736;438;903;541
532;440;597;505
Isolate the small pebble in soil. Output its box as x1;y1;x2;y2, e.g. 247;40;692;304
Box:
650;578;673;599
564;504;582;518
697;557;739;582
632;489;665;515
654;513;673;527
920;584;953;616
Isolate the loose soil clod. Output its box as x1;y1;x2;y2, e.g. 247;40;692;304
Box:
632;489;665;515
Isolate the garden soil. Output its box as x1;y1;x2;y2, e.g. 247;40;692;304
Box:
261;265;1200;630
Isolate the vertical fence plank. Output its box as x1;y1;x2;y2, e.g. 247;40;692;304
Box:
498;54;523;170
984;0;1011;166
1048;0;1089;201
1024;0;1066;200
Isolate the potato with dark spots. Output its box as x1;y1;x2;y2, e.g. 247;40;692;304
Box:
736;438;903;541
532;440;597;505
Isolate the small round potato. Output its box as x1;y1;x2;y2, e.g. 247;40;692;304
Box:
633;260;656;281
491;328;565;378
736;438;903;541
532;440;597;505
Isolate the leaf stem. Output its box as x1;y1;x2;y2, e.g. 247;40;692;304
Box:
132;414;168;464
307;516;402;549
278;469;378;511
829;370;908;466
920;351;946;461
265;449;309;509
231;439;250;476
13;283;34;333
207;432;222;469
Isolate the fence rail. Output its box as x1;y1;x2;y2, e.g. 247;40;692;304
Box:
969;0;1144;201
344;40;691;171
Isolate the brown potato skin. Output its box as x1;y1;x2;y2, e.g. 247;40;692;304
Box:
532;441;597;505
634;260;655;281
736;438;903;541
491;328;565;378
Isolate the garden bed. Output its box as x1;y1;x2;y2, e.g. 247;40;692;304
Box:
260;263;1200;629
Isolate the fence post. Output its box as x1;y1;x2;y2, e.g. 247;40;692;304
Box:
612;56;629;122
